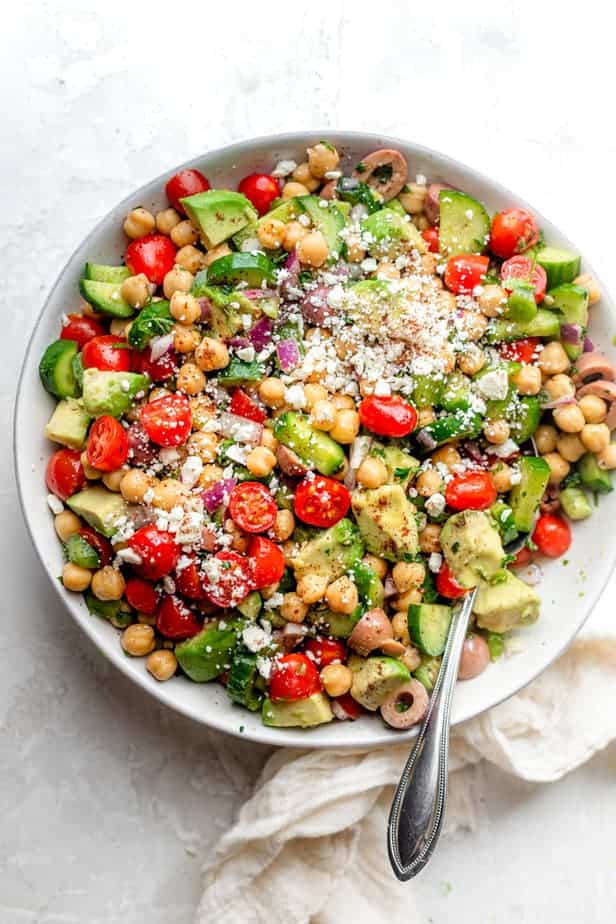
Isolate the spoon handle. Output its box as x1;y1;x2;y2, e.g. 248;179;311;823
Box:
387;588;477;881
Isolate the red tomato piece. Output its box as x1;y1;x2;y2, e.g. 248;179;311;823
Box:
175;556;208;601
444;254;489;295
532;514;572;558
489;208;540;260
496;337;541;364
500;255;547;304
202;551;254;608
124;576;159;614
156;595;202;640
436;562;468;599
359;394;418;438
46;449;85;501
445;471;497;511
60;314;106;349
140;394;192;447
166;168;210;214
82;334;131;372
128;526;180;580
131;346;178;383
293;475;351;528
510;546;532;569
269;653;321;703
229;389;266;424
237;173;280;216
332;693;363;720
86;416;129;472
228;482;277;534
78;526;113;567
304;637;347;669
125;233;177;285
249;536;286;589
421;227;440;253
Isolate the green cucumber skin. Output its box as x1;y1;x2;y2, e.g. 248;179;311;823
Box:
79;279;134;318
577;453;613;494
439;190;490;257
416;411;482;449
508;456;551;533
487;308;560;342
535;247;581;289
84;263;131;284
274;412;344;475
408;603;452;657
39;339;79;399
559;487;593;521
206;252;274;288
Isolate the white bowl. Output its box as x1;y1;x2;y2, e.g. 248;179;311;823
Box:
14;131;616;748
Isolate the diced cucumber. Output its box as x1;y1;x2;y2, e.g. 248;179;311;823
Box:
226;649;264;711
415;411;482;449
438;190;490;257
548;283;590;361
39;339;80;399
486;393;541;443
217;356;266;387
83;263;131;284
408;603;452;657
65;534;100;569
485;632;505;660
79;279;134;318
72;353;84;391
206;252;275;288
535;246;581;288
577;453;613;494
237;590;262;620
360;209;426;255
413;655;442;693
440;372;472;412
503;282;537;323
487;308;561;343
412;373;445;408
127;300;173;351
298;195;346;258
560;486;593;520
274;411;344;475
508;456;550;532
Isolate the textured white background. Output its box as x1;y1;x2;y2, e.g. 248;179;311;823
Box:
4;1;616;921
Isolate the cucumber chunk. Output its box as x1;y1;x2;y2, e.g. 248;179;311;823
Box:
226;649;264;711
206;252;275;288
412;373;445;408
535;246;581;288
440;372;473;412
408;603;452;657
577;453;613;494
548;283;590;361
39;339;80;399
79;279;134;318
487;308;561;342
508;456;551;532
274;411;344;475
560;486;593;520
438;190;490;257
503;282;537;323
415;411;482;449
83;263;131;284
236;590;262;620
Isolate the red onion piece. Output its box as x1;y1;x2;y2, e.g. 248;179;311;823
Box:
540;394;577;410
201;478;236;514
583;336;595;353
300;285;335;324
126;422;157;465
416;429;438;452
560;323;582;346
149;332;175;362
276;338;301;372
243;288;277;300
279;249;300;293
383;574;398;598
248;316;273;350
226;336;251;349
282;623;309;650
198;297;212;321
217;412;263;445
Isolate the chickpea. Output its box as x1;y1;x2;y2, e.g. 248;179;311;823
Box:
362;554;388;580
224;518;249;553
543;451;571;485
330;409;360;444
257;218;286;250
544;374;575;400
598;443;616;470
461;311;488;342
415;468;443;497
194;337;230;372
391;611;411;645
331;394;356;410
258;377;286;408
149;387;172;402
110;318;132;338
82;303;104;321
280;592;308;624
419;523;441;553
573;273;601;305
320;663;352;697
553;404;585;434
189;395;215;429
91;566;126;601
534;424;558;455
121;624;156;657
261;429;278;451
307;142;340;178
513;364;542;396
54;510;81;542
202;243;232;268
325;576;359;615
123;207;155;239
175;245;204;274
395;587;423;610
357;456;388;489
176;362;206;396
261;582;280;600
296;573;328;604
303;383;328;407
174;325;201;354
120;273;151;309
187;431;219;463
457;345;485;376
152;478;190;512
399;183;427;215
170;219;199;248
62;561;92;592
146;649;177;681
120;469;155;504
155;207;181;235
538;341;570;375
292;162;320;191
198;463;224;489
163;265;194;299
392;561;426;593
477;284;507;317
346;233;366;263
170;291;201;325
431;445;461;471
483;418;510;445
580;423;611;453
417;407;435;427
578;394;608;424
102;469;125;492
296;231;329;268
490;462;513;492
246;446;277;477
556;433;586;463
80;451;102;480
400;645;422;673
282;181;310;199
421;253;438;275
273;509;295;542
282;220;307;251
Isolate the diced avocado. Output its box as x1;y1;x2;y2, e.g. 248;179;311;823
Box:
351;484;419;561
309;606;359;639
206;252;275;288
84;263;131;284
290;518;364;583
438;190;490;257
67;486;128;537
82;369;148;418
45;398;91;450
349;656;410;711
503;282;537;323
487;308;561;342
508;456;551;533
127;301;172;351
415;410;482;449
79;279;134;318
560;486;593;520
226;648;264;711
440;510;505;588
181;190;258;247
298;195;346;259
535;246;581;288
577;453;613;494
375;444;420;489
473;571;539;633
413;656;442;693
237;590;262;620
408;603;452;657
440;372;473;412
274;412;344;475
262;691;333;728
175;624;238;682
191;275;256;339
259;196;304;226
360;208;426;258
383;198;407;217
39;339;80;399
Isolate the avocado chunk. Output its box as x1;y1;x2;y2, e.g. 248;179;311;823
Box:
360;209;426;258
262;691;334;728
45;398;91;450
175;624;238;682
297;195;346;259
440;510;505;588
349;655;410;711
67;486;128;537
473;571;540;633
181;190;258;247
82;369;148;418
375;444;419;489
290;518;364;583
559;486;593;520
351;484;419;562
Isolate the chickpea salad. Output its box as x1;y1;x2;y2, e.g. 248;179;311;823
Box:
39;141;614;731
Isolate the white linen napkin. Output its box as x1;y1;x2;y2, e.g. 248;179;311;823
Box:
195;611;616;924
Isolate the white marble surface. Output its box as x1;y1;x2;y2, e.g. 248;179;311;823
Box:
3;1;616;920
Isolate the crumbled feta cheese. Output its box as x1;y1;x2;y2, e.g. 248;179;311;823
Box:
236;345;256;362
143;487;155;505
115;547;143;566
271;159;297;178
180;455;203;487
318;199;329;209
373;380;391;397
120;378;130;393
225;443;249;465
415;173;427;186
475;369;509;401
360;257;378;273
256;656;272;679
509;467;522;485
465;209;474;220
425;493;446;517
284;383;306;409
298;213;311;227
242;622;272;653
176;554;193;572
492;439;519;459
326;284;346;309
428;552;443;573
323;169;342;180
263;592;284;610
159;447;181;465
163;576;176;594
241;314;252;330
47;494;64;515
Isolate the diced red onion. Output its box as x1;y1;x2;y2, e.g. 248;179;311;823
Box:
243;288;277;300
276;338;301;372
126;422;157;465
331;699;356;721
282;623;309;650
248;316;273;350
464;441;485;464
518;562;543;586
240;238;262;253
226;336;251;349
201;478;236;514
300;285;335;324
560;323;582;346
383;574;398;598
416;429;438;452
217;412;263;445
279;249;300;293
350;203;368;223
583;336;595;353
539;395;577;410
284;248;300;276
150;332;175;362
198;297;212;321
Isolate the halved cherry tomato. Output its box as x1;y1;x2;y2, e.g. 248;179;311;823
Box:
249;536;286;589
445;471;497;511
125;233;177;285
140;394;192;447
436;562;468;599
304;637;347;668
332;693;363;720
60;314;106;349
228;482;277;534
175;556;208;601
229;389;266;424
166;168;210;214
496;337;541;364
421;227;439;253
237;173;280;216
82;335;131;372
156;595;202;640
128;525;180;580
269;653;321;703
489;208;539;260
124;576;159;614
131;346;178;383
532;514;571;558
510;546;532;569
202;551;254;608
293;475;351;528
500;255;547;304
359;394;418;438
86;416;129;472
78;526;113;567
444;254;489;295
46;449;85;500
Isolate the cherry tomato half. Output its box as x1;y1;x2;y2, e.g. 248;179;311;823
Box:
86;416;129;472
124;576;159;614
46;449;85;501
293;475;351;528
269;653;321;703
249;536;286;589
128;525;180;581
202;551;254;608
175;556;208;601
156;595;202;640
131;346;179;383
238;173;280;216
444;254;489;295
166;168;210;214
496;337;541;364
500;255;547;304
436;562;468;599
228;482;277;534
125;233;177;285
304;637;347;669
489;208;539;260
421;227;440;253
60;314;106;349
532;514;572;558
332;693;363;720
359;394;418;438
445;471;497;511
510;546;532;569
78;526;113;567
229;389;266;424
82;335;131;372
140;394;192;447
